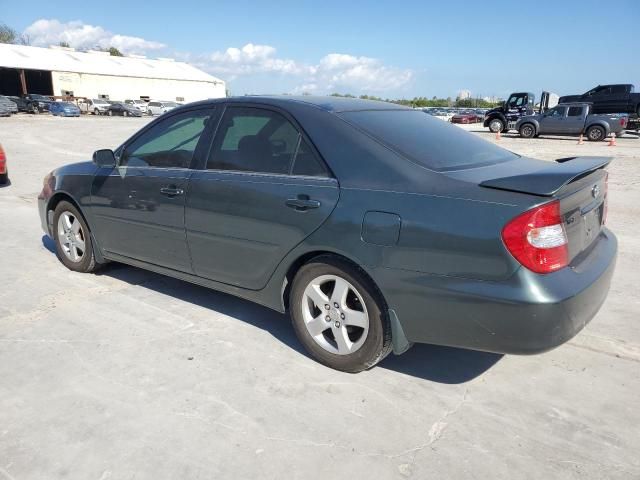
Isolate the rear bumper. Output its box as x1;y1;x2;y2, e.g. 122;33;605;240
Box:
375;228;617;355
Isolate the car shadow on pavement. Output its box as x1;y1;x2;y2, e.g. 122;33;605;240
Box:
41;236;502;383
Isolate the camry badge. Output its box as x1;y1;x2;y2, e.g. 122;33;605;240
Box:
592;185;600;198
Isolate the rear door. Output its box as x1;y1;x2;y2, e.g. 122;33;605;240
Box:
565;106;586;134
185;104;339;290
91;107;216;271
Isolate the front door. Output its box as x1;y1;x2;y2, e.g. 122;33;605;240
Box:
91;108;216;272
185;105;339;290
540;106;567;133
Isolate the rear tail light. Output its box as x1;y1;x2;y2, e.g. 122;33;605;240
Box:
620;118;627;127
0;145;6;171
502;200;568;274
603;172;609;225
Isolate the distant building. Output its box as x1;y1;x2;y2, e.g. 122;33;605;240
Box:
0;44;225;102
457;89;471;100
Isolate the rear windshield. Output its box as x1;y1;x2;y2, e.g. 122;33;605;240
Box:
340;110;518;171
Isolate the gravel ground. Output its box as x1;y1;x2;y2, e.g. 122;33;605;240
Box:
0;114;638;480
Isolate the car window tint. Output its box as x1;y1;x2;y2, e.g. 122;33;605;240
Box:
292;138;328;177
549;107;566;117
567;106;583;117
340;110;518;171
122;110;213;168
207;107;298;175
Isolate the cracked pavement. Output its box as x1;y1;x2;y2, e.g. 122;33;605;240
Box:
0;115;639;479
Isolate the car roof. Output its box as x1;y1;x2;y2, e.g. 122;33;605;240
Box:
184;95;411;113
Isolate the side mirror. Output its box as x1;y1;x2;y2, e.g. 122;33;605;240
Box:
93;149;116;168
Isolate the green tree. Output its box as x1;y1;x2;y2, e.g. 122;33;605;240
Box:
108;46;123;57
59;41;70;48
0;23;17;44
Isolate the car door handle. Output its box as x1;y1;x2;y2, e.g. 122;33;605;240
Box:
286;196;321;211
160;186;184;197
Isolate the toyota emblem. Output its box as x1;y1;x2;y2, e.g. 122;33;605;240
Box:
592;184;600;198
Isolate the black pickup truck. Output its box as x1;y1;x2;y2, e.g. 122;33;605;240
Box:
558;84;640;116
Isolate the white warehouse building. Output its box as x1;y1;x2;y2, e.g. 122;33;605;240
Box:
0;43;225;103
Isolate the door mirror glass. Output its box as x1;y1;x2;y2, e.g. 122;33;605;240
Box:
93;149;116;168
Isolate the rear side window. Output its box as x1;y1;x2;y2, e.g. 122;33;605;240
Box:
340;110;518;171
567;106;583;117
121;109;214;168
207;106;327;177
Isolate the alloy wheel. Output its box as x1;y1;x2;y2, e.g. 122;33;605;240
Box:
57;211;86;262
301;274;369;355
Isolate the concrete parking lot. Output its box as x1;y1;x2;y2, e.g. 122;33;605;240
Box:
0;114;638;480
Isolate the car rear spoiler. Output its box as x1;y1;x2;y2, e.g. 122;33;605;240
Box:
479;156;612;196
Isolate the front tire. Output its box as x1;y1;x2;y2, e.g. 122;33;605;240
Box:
586;125;606;141
289;256;392;372
488;118;505;133
52;201;99;273
519;123;536;138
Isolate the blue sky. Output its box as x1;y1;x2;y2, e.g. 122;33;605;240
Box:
2;0;638;98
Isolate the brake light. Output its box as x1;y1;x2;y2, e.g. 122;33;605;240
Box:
603;172;609;225
620;118;627;127
502;200;568;274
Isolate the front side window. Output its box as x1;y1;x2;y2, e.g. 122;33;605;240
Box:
207;107;324;176
121;109;214;168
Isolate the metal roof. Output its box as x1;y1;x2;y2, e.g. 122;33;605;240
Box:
0;44;223;84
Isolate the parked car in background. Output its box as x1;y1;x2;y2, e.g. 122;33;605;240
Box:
0;144;8;184
7;96;31;112
147;101;179;116
78;98;111;115
451;111;479;124
558;84;640;115
516;103;627;141
124;99;149;113
107;102;143;117
432;109;454;122
38;96;617;372
0;95;18;114
23;93;53;113
0;103;9;117
49;102;81;117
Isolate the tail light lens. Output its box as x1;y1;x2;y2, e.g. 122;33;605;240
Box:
0;145;6;172
603;172;609;225
502;200;568;274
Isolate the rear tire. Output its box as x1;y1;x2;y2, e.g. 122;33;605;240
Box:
586;125;606;142
519;123;536;138
289;256;392;372
52;201;100;273
123;111;128;117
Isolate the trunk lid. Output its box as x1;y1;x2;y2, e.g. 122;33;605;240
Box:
471;156;611;264
478;156;611;196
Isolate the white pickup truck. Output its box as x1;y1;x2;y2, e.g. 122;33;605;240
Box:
77;98;111;115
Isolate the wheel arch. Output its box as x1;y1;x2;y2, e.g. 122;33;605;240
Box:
46;191;106;263
281;250;387;313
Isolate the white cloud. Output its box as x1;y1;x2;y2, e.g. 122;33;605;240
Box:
24;19;165;54
202;44;413;94
206;43;312;76
22;19;412;95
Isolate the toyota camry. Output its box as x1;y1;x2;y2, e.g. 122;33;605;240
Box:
38;96;617;372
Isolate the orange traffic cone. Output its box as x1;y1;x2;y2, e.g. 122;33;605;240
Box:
607;132;617;147
577;134;584;145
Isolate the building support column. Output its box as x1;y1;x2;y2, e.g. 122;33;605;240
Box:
19;69;27;95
